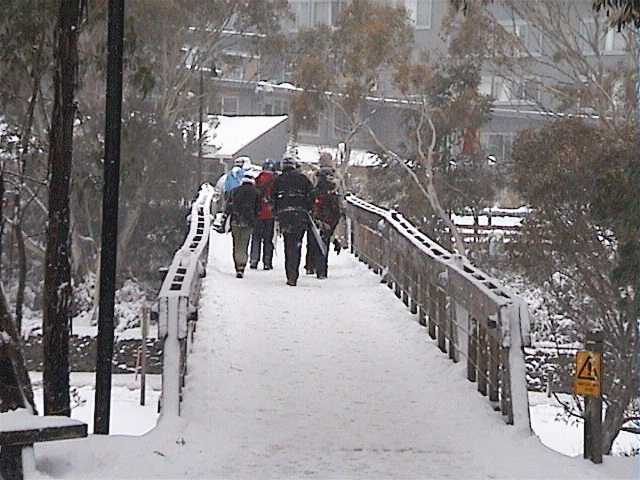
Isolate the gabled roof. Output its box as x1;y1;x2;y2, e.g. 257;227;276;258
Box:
202;115;288;158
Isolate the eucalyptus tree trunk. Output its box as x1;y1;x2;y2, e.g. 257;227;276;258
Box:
43;0;83;417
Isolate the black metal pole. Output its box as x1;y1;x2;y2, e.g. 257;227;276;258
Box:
94;0;124;435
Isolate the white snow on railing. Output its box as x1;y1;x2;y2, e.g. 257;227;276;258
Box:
346;194;531;429
158;184;215;419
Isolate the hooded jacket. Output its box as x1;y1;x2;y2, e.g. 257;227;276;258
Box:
223;167;244;197
273;168;312;232
225;181;260;228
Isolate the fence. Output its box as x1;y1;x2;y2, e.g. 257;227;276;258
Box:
157;183;215;417
345;195;532;428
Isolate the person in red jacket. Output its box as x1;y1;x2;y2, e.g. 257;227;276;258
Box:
308;168;343;279
249;159;277;270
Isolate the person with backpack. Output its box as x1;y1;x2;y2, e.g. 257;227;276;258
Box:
308;168;343;279
250;159;277;270
223;166;244;201
211;165;245;234
273;156;313;286
225;172;260;278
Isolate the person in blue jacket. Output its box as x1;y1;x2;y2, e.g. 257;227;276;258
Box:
223;166;244;201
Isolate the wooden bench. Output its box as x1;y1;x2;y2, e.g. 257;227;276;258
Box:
0;411;88;480
0;336;87;480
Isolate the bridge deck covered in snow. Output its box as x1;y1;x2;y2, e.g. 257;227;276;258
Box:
35;233;635;479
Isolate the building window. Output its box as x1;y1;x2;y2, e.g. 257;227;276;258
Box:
221;96;239;115
399;0;432;29
480;132;515;164
499;20;543;57
578;20;627;55
578;20;604;54
264;99;288;115
298;112;323;136
290;0;344;29
481;75;541;104
510;78;541;103
604;28;626;53
330;0;346;24
480;76;509;103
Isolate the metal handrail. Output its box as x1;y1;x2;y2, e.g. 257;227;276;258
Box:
158;184;215;418
345;194;531;429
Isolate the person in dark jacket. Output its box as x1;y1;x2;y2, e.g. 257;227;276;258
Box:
250;159;277;270
308;168;343;279
273;156;313;286
225;173;260;278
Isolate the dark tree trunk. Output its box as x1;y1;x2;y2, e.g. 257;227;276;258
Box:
15;224;26;333
0;281;36;413
43;0;82;418
0;169;4;281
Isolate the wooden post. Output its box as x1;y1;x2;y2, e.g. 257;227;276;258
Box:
583;330;604;464
428;285;436;339
409;295;417;315
500;346;513;424
140;306;148;406
448;298;457;362
467;317;477;382
477;323;488;396
488;333;499;403
417;274;425;325
437;290;447;354
584;396;592;460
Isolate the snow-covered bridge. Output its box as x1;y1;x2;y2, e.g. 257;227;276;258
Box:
35;185;635;479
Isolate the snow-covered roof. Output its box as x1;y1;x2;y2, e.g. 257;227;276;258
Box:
202;115;288;158
294;143;382;167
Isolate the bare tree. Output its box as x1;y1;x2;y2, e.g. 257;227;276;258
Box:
366;102;467;256
482;0;636;131
290;0;414;190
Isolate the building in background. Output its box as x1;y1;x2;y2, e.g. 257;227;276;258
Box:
202;0;633;171
200;115;289;180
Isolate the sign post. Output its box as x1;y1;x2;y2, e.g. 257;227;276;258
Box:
574;330;603;464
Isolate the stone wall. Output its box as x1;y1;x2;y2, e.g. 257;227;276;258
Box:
22;335;163;374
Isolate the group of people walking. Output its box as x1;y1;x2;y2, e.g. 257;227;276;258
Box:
218;154;343;287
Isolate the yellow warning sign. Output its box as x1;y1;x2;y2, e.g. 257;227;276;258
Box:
574;351;601;397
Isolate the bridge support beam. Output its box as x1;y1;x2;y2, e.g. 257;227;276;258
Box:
427;285;437;340
437;291;447;354
467;317;477;382
488;333;500;403
448;300;457;363
477;324;488;397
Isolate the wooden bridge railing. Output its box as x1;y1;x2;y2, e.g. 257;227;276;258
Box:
157;183;215;417
345;195;532;428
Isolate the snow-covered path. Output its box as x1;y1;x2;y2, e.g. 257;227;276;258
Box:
37;234;635;479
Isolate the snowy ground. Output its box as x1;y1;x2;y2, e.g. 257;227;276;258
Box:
29;373;161;436
35;233;637;479
529;392;639;457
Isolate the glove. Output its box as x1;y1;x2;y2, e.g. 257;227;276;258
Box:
333;238;342;255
